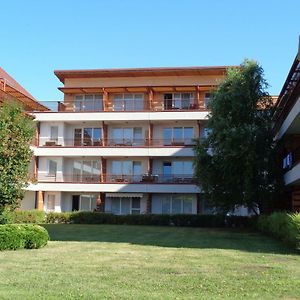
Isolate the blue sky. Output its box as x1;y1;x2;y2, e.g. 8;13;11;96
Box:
1;0;299;100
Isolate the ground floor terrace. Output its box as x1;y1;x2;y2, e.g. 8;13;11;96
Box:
22;191;209;215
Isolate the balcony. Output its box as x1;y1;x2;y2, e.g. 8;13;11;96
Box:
36;138;197;147
36;173;195;184
34;99;202;113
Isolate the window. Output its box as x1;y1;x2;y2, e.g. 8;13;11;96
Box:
152;194;195;214
113;94;144;111
111;161;142;182
72;160;100;182
204;93;211;108
47;194;55;211
110;197;141;215
74;94;103;111
164;93;194;110
74;127;102;146
163;127;194;145
48;160;57;177
79;195;97;211
111;127;143;146
162;161;193;182
50;126;58;142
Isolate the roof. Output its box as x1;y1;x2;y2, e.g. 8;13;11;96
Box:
54;66;236;83
0;67;49;111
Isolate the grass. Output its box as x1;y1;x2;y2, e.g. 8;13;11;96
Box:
0;224;299;300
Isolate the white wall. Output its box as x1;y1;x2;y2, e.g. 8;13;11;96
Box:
44;191;62;212
39;122;65;146
21;191;36;210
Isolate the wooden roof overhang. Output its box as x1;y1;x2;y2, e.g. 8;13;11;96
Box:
54;66;235;84
58;85;216;94
0;79;49;111
273;56;300;132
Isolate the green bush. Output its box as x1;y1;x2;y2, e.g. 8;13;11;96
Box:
46;212;71;224
0;224;49;251
10;210;46;224
256;212;300;249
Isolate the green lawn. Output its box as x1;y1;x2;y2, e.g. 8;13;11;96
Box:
0;225;299;300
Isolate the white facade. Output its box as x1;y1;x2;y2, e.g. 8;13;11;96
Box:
22;67;225;214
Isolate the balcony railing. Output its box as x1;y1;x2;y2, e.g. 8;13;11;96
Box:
36;138;197;147
33;99;204;112
35;173;195;184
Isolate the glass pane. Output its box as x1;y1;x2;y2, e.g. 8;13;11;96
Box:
123;128;133;144
113;95;123;111
92;161;100;177
163;128;172;145
172;197;182;214
173;161;183;175
162;197;171;214
122;161;132;175
49;160;57;176
84;100;94;111
112;128;123;145
74;129;82;146
151;197;162;214
82;161;92;182
132;198;140;209
183;161;193;175
94;99;102;111
173;127;183;144
133;162;142;181
75;100;82;111
93;128;102;145
184;127;194;144
84;128;93;146
164;94;173;109
163;162;172;182
50;126;58;140
111;198;120;214
73;160;82;181
183;197;193;214
121;198;130;214
90;195;97;211
112;161;122;175
80;195;91;211
133;127;143;145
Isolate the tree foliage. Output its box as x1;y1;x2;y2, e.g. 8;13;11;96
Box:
0;101;35;213
194;60;283;214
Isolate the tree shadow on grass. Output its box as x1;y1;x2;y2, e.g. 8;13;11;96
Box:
42;224;299;255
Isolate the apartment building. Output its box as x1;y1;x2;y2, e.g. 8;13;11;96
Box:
23;66;229;214
274;48;300;212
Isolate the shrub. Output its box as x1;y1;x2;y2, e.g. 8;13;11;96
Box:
10;210;46;224
0;224;49;251
46;212;71;224
256;212;300;249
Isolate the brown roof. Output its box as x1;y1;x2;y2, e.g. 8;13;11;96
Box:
0;67;49;111
54;66;236;83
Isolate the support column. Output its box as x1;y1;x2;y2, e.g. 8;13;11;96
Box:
148;88;154;110
196;194;202;215
35;122;40;146
196;86;201;109
148;122;153;146
146;193;152;214
33;156;39;179
101;157;107;182
148;158;153;176
197;121;202;141
103;90;109;111
36;191;45;211
102;121;107;146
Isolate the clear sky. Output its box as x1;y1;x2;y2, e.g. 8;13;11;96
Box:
1;0;299;100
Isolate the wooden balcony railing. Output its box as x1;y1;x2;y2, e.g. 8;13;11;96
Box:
35;173;195;184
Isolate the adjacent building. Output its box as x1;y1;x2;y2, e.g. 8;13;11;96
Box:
274;49;300;212
23;66;230;214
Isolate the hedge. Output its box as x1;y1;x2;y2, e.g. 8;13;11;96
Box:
6;210;253;228
0;224;49;251
10;210;46;224
256;212;300;249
